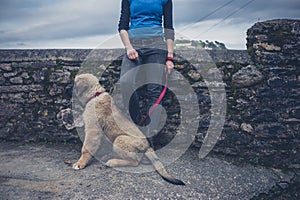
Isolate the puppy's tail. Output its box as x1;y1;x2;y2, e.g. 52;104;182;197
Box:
145;148;185;185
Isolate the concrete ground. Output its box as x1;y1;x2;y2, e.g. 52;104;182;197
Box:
0;141;295;200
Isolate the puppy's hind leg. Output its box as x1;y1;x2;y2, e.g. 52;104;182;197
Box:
106;135;143;168
106;158;139;167
73;128;102;170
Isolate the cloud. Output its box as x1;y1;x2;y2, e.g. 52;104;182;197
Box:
174;0;300;49
0;0;120;45
0;0;299;49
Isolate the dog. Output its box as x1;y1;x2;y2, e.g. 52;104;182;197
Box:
72;73;185;185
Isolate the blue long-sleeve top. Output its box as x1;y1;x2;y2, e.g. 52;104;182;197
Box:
118;0;174;40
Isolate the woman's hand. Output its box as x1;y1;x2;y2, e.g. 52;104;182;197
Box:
119;30;139;61
127;48;139;61
165;54;174;74
165;60;174;74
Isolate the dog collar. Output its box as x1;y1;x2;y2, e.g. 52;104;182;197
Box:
85;92;102;105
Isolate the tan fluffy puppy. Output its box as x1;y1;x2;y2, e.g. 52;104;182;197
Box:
72;73;184;185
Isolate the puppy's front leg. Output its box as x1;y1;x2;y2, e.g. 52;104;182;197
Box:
73;128;102;169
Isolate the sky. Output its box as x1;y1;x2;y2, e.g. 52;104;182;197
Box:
0;0;299;49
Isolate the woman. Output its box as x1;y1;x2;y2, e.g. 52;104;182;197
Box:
118;0;175;146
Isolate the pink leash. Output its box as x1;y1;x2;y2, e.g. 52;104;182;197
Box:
139;73;168;126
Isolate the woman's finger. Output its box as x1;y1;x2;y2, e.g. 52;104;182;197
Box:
165;61;174;74
133;51;139;60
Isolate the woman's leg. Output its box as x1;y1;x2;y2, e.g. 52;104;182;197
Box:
120;54;142;125
142;48;167;145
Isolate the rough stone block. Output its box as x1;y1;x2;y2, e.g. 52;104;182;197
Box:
232;65;263;88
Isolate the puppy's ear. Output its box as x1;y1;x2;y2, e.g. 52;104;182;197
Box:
74;81;88;97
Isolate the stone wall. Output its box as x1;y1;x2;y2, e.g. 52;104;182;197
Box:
241;19;299;169
0;49;91;142
0;48;249;143
0;19;299;170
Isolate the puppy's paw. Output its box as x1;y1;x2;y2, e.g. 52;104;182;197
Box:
72;161;86;170
105;159;122;168
105;160;114;168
